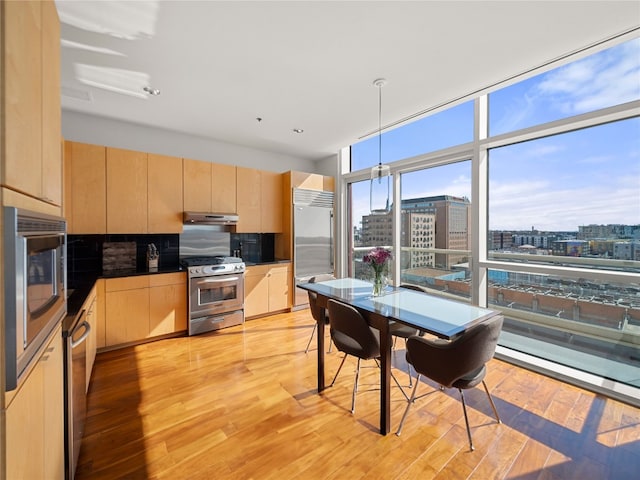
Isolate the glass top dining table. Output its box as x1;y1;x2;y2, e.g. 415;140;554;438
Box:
298;277;502;435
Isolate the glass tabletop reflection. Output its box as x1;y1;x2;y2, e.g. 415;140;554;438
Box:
300;278;498;339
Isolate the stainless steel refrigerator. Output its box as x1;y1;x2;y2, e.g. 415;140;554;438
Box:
293;188;334;309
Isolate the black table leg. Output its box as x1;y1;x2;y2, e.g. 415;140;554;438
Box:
317;315;325;392
379;320;391;434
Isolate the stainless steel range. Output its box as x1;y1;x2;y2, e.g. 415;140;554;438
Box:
181;256;245;335
179;224;245;335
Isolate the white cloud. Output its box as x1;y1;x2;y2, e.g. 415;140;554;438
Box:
576;154;614;166
489;176;640;231
518;143;565;160
536;38;640;115
402;173;472;203
494;39;640;132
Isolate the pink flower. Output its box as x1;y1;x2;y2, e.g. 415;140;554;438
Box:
363;247;392;266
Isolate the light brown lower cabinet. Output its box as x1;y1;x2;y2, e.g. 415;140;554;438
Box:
104;272;187;348
84;284;98;391
244;263;291;318
105;276;150;346
5;324;64;480
149;273;187;337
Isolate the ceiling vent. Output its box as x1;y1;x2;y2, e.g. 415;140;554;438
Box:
61;86;93;102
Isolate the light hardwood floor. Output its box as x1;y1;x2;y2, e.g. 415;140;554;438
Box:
76;309;640;479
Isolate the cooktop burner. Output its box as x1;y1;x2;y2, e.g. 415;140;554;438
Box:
180;256;243;267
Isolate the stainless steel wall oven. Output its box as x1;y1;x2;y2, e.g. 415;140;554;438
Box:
3;206;67;391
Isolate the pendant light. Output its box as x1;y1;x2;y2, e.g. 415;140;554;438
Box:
370;78;391;215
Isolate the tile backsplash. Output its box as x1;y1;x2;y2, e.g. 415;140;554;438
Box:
67;234;179;287
231;233;274;263
67;232;277;287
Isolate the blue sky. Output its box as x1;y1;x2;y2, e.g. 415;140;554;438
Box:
351;38;640;232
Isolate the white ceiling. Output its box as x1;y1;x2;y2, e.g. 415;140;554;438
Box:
56;1;640;162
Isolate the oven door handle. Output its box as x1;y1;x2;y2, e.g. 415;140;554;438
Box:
70;314;91;349
196;276;241;284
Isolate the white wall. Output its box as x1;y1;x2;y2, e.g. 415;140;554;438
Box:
62;110;318;173
314;154;338;178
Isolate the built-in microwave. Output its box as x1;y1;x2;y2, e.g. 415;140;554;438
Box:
3;207;67;391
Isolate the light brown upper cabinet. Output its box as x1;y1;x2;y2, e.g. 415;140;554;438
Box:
290;171;335;193
236;167;283;233
41;0;62;206
211;162;237;214
64;141;107;234
261;171;283;233
236;167;262;232
106;147;148;233
2;0;61;207
183;158;237;214
67;144;182;234
148;153;183;233
183;158;212;212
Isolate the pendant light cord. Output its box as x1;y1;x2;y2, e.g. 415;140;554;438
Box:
378;82;382;168
370;78;390;215
373;78;386;175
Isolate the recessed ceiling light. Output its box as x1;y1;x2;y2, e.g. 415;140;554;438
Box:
143;86;160;96
293;128;304;133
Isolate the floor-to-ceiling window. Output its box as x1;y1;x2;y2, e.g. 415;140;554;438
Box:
399;161;472;301
341;36;640;404
349;100;474;286
347;178;395;283
486;118;640;390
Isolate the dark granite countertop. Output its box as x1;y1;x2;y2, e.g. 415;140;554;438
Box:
244;259;291;266
65;282;96;324
100;265;183;278
66;266;184;318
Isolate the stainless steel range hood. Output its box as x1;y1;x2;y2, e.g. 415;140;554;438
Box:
183;212;239;225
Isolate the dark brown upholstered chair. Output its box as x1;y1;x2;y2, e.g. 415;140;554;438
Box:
327;299;407;413
304;274;336;353
396;315;503;451
390;283;428;385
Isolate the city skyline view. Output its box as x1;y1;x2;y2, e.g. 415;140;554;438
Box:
351;38;640;233
346;35;640;399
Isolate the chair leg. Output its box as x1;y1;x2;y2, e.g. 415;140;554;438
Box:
330;354;348;387
390;366;410;401
396;374;421;436
482;380;501;424
458;389;474;451
351;358;361;414
304;323;317;353
373;358;410;401
405;339;413;387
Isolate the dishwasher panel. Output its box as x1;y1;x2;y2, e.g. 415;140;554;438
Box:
64;310;90;480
